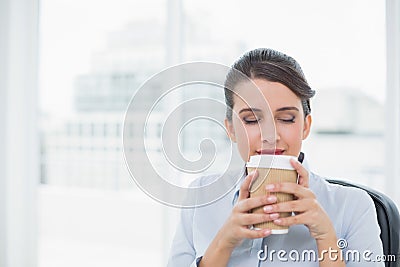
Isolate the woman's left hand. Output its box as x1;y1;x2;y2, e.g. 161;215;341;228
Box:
262;158;335;241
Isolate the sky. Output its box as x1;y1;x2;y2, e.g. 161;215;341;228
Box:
39;0;386;117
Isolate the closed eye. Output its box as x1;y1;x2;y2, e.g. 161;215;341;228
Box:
243;117;259;124
277;116;295;123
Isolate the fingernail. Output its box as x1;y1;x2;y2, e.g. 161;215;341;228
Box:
274;219;282;224
269;213;279;219
263;229;271;235
265;184;274;190
263;205;273;212
267;195;277;202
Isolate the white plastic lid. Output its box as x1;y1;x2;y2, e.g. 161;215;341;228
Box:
271;229;289;234
246;154;297;170
252;228;289;234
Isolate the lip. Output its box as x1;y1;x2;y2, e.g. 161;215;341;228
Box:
256;149;285;155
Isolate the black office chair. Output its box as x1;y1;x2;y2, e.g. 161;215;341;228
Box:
327;179;400;267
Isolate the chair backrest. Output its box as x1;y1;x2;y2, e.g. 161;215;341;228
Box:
327;179;400;267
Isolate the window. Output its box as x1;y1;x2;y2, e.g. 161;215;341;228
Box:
183;0;387;190
39;0;167;266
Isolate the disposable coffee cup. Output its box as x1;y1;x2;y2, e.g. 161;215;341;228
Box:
246;154;298;234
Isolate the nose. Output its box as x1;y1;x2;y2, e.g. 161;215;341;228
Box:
260;120;278;144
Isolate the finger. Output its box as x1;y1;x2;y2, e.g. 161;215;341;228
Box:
236;194;277;213
241;227;271;239
263;199;312;214
290;158;309;187
265;182;314;199
239;212;280;225
272;213;307;227
238;170;258;202
297;176;303;186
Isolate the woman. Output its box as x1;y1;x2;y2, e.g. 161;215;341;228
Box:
167;48;384;266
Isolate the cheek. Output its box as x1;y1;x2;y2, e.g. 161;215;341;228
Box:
235;122;259;142
233;123;260;153
279;123;304;146
239;128;259;161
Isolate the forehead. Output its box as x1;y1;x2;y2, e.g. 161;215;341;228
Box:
233;79;302;110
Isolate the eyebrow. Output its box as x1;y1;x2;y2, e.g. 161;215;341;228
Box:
238;108;262;115
238;106;299;115
276;106;299;112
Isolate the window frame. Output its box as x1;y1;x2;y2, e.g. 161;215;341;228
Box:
0;0;40;266
385;0;400;205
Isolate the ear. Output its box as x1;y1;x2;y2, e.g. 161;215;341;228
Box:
302;114;312;140
224;118;236;142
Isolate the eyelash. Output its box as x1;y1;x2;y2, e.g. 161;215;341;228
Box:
243;118;259;124
243;116;295;124
278;116;295;123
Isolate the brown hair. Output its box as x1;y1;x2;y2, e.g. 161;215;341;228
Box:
224;48;315;121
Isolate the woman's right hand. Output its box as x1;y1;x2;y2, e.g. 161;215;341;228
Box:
217;170;277;250
199;170;277;267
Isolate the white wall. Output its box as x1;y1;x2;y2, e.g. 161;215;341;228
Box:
0;0;39;266
0;0;10;265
